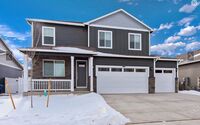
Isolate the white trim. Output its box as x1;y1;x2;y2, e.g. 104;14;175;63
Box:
76;60;88;88
31;22;34;47
42;59;65;77
90;24;150;32
128;33;142;51
89;57;94;92
27;18;85;27
158;58;179;61
0;62;22;70
71;56;74;92
149;31;151;55
98;30;113;49
88;25;90;47
42;26;56;46
85;9;153;31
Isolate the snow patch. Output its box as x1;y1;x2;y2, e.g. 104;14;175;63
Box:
0;93;129;125
179;90;200;96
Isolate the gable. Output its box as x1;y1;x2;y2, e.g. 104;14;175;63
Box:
88;10;152;31
0;38;23;70
0;40;7;52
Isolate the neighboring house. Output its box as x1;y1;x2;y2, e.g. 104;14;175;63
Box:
177;50;200;90
0;38;23;93
20;9;178;94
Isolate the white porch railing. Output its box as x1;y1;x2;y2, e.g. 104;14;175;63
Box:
31;79;71;91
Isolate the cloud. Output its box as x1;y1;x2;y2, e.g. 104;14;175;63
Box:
151;42;186;56
164;36;181;43
185;41;200;51
179;2;199;13
178;16;195;26
154;22;174;31
178;26;197;36
118;0;134;5
0;24;30;41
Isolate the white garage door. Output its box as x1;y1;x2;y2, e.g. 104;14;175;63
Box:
96;66;149;94
155;68;175;93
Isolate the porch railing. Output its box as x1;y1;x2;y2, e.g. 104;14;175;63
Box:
31;79;71;91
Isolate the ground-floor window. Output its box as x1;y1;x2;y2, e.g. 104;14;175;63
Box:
43;60;65;77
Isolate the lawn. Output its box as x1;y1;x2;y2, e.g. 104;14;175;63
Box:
0;93;129;125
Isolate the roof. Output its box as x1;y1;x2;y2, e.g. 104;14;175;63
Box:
0;38;23;70
19;47;97;55
26;9;153;32
19;47;179;61
179;59;200;66
26;18;85;26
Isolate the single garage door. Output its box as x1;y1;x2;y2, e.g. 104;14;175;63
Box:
155;68;175;93
96;66;149;94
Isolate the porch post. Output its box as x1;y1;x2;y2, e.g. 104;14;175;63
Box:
23;54;29;92
89;57;94;92
70;56;74;92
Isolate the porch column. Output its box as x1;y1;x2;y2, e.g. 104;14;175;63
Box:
23;54;29;92
89;57;94;92
70;56;74;92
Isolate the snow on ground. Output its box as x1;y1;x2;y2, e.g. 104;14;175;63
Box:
179;90;200;96
0;93;129;125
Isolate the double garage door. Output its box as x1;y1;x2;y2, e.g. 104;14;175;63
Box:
96;66;149;94
96;65;175;94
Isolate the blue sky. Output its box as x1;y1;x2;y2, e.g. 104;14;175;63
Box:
0;0;200;63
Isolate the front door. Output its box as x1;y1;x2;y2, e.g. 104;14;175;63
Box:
76;60;87;88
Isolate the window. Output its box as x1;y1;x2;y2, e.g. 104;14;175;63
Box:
128;33;141;50
42;26;55;46
43;60;65;77
155;70;162;73
136;68;146;72
164;70;172;73
98;30;112;49
111;68;122;72
124;68;134;72
98;67;110;72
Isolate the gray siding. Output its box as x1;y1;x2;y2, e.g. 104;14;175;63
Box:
0;64;22;79
179;62;200;89
91;11;150;30
90;27;149;56
156;61;177;68
33;22;88;47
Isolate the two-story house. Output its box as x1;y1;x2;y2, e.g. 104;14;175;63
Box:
20;9;178;94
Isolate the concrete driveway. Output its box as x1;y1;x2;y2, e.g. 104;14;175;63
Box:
102;93;200;125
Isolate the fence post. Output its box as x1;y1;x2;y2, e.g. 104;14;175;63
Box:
5;80;16;110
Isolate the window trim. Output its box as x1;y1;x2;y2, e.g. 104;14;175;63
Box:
42;26;56;46
42;59;65;77
128;33;142;51
98;30;113;49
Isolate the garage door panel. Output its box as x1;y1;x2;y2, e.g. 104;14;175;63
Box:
155;68;175;93
96;66;149;94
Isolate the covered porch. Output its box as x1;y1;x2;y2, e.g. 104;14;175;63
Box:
21;47;95;93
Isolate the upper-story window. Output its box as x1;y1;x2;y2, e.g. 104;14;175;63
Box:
98;30;112;49
128;33;142;50
42;26;55;46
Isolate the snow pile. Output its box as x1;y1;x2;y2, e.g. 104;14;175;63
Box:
179;90;200;96
0;93;129;125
